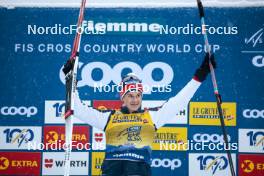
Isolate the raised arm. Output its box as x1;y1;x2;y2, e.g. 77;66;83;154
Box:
74;91;112;130
150;53;216;129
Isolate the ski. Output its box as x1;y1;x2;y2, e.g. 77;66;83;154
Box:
196;1;236;176
63;0;86;176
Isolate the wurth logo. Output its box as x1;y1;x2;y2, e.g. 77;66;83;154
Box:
44;159;53;168
56;160;87;167
94;133;103;142
44;159;87;168
42;152;89;175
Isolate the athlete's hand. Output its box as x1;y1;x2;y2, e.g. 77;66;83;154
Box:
62;59;74;75
193;53;216;82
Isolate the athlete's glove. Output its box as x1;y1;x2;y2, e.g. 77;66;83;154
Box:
62;60;74;75
193;53;216;82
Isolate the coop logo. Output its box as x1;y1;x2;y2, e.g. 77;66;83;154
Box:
239;129;264;153
0;106;37;117
3;128;34;147
0;157;9;170
243;109;264;118
59;61;174;94
198;155;228;175
151;158;182;170
252;55;264;67
193;133;231;143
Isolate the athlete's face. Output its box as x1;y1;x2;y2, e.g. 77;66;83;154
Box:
122;91;142;113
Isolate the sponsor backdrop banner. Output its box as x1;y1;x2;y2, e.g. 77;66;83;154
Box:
0;7;263;176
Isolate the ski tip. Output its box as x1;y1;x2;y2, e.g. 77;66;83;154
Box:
197;0;204;18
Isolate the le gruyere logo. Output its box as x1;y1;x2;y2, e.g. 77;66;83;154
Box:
152;127;187;151
189;102;236;126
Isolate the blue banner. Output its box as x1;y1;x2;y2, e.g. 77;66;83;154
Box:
0;7;263;176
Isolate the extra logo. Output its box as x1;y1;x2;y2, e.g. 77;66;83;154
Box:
151;158;182;170
0;157;9;170
0;152;41;175
0;106;37;117
43;126;90;150
243;109;264;118
239;154;264;176
239;129;264;153
42;152;89;175
46;131;59;144
189;154;236;176
45;101;89;124
0;127;41;150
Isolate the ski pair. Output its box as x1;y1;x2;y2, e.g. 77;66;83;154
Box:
63;0;86;176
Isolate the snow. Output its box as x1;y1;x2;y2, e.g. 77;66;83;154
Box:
1;0;264;8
